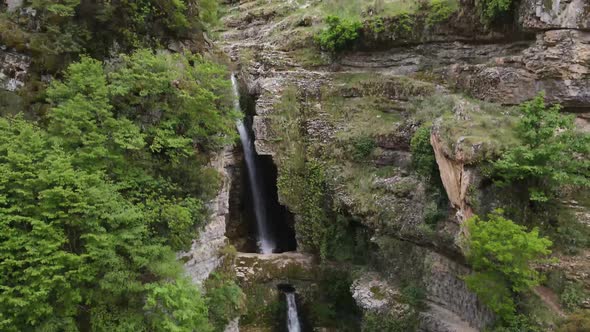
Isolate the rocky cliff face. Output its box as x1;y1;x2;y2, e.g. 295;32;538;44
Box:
0;47;29;92
180;148;235;284
216;0;588;330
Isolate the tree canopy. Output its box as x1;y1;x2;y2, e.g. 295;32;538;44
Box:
464;210;553;321
0;49;241;331
492;93;590;203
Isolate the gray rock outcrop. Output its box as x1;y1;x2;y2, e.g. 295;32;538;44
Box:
179;148;235;284
0;48;30;91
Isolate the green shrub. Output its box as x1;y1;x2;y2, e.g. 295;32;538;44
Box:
464;210;553;322
315;15;362;53
401;284;426;309
410;125;437;179
278;160;332;257
427;0;459;26
204;273;246;331
478;0;513;23
2;0;219;71
548;208;590;255
560;282;587;312
490;314;544;332
352;136;376;161
362;312;417;332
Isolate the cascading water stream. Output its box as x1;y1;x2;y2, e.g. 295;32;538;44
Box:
231;74;275;254
286;292;302;332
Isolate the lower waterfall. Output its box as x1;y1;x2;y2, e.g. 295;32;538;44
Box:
286;292;302;332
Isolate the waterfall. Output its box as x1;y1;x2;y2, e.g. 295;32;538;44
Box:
231;74;275;254
286;292;301;332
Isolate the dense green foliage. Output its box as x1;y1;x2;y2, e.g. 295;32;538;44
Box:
204;273;246;331
351;136;376;161
410;125;437;179
426;0;459;26
560;282;588;311
0;117;212;331
478;0;513;23
315;15;362;53
464;210;552;322
278;160;332;257
0;49;239;330
492;93;590;203
1;0;219;71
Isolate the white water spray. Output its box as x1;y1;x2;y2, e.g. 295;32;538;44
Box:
231;74;275;254
286;292;301;332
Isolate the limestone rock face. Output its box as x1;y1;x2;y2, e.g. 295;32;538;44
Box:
423;252;494;331
4;0;23;12
0;48;30;91
447;30;590;106
351;273;406;314
233;252;314;284
431;132;476;226
180;148;235;285
223;318;240;332
519;0;590;30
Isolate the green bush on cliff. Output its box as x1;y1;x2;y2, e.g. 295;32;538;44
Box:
463;210;553;322
315;15;362;53
478;0;513;23
352;136;376;161
427;0;459;26
492;93;590;203
410;125;437;179
204;273;246;331
560;282;588;312
278;160;332;257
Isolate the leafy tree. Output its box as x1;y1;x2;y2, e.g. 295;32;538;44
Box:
109;49;238;156
463;210;553;322
204;273;246;331
493;93;590;203
315;15;362;53
0;116;212;331
143;196;206;251
0;48;240;330
46;56;145;171
145;278;213;332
